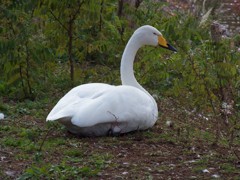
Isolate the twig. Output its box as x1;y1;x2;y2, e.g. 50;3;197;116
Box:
188;54;217;115
229;145;240;161
38;127;54;152
99;0;104;32
49;9;69;32
70;0;84;22
0;150;13;155
188;53;220;144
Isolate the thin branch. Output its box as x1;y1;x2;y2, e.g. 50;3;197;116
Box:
38;127;54;152
49;9;69;32
0;150;13;155
231;147;240;161
25;42;33;99
188;53;221;144
99;0;104;32
188;54;217;115
70;0;85;22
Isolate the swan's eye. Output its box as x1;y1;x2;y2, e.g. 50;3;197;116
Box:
153;32;157;35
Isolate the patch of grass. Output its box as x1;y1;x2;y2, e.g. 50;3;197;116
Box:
0;170;5;179
15;153;32;161
142;130;156;138
191;156;212;174
1;137;23;147
0;125;20;137
155;132;177;143
90;153;113;169
199;131;215;143
19;152;113;179
64;149;84;157
43;138;66;148
1;136;38;152
19;128;40;142
0;125;11;131
220;163;238;174
192;165;209;174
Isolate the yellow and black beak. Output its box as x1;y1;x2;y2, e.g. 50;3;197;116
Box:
158;35;177;52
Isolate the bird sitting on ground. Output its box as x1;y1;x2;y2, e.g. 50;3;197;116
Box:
46;25;177;137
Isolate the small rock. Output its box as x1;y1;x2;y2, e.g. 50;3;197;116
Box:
189;176;197;179
1;156;6;161
202;169;209;173
146;167;152;171
212;174;220;178
133;163;138;167
186;160;197;163
0;113;4;120
157;169;164;173
166;120;174;128
122;171;128;175
97;172;103;176
5;170;16;177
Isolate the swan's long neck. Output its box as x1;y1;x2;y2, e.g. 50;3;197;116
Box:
120;31;158;120
120;34;151;97
121;35;142;89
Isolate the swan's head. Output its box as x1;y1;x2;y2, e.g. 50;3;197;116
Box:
134;25;177;52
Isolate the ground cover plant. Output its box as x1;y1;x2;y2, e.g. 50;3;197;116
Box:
0;0;240;179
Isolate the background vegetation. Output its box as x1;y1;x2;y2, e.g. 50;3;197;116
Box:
0;0;239;179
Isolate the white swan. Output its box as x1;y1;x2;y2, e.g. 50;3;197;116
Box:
46;25;177;136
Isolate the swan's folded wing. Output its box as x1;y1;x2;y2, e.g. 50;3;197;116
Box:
46;94;125;128
46;83;113;121
46;97;88;121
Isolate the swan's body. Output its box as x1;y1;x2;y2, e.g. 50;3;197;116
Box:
47;25;176;136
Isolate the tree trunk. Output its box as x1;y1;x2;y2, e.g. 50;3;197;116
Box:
117;0;143;31
25;42;34;100
99;0;104;32
68;19;74;85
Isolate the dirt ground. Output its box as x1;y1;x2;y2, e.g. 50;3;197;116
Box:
0;98;240;179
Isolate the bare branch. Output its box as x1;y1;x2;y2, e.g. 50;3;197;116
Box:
38;127;54;152
49;9;69;32
71;0;85;21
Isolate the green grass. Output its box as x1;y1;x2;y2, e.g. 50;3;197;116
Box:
220;162;239;174
18;152;113;179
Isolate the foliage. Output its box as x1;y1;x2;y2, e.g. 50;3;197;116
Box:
0;1;54;100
